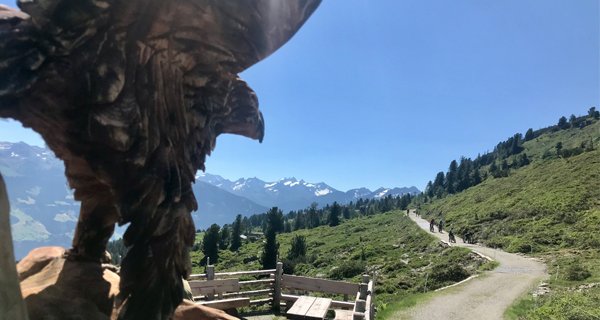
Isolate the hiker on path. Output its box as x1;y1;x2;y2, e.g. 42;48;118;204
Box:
438;220;443;233
429;219;435;232
448;229;456;243
463;230;473;244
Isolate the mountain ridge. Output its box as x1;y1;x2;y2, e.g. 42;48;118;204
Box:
1;141;418;259
196;172;420;212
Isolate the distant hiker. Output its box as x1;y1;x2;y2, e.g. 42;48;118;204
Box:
406;209;410;216
448;230;456;243
463;231;473;244
429;219;435;232
438;220;443;233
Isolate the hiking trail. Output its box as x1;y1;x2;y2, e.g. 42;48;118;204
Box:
392;211;548;320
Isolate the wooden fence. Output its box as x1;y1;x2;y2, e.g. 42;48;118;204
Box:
188;262;375;320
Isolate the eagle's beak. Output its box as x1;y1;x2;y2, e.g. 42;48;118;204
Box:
219;78;265;143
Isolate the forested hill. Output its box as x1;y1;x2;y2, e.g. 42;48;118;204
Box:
417;107;600;319
418;107;599;250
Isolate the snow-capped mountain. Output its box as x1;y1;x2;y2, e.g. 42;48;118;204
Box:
1;142;267;259
197;174;420;212
2;141;418;259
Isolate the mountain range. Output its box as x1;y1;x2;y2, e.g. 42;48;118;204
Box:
0;141;418;259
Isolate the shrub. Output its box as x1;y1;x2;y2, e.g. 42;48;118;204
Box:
565;264;591;281
329;261;366;280
429;263;469;286
507;238;533;253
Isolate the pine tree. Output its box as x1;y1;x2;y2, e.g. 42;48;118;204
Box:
202;224;220;264
519;153;530;166
219;225;230;250
266;207;284;233
328;201;341;227
342;207;351;220
284;220;292;233
445;160;458;194
230;214;242;251
308;203;320;228
489;161;499;177
261;228;278;269
261;208;283;269
293;212;305;230
287;235;307;260
524;128;534;141
588;107;599;119
558;116;568;129
569;114;577;126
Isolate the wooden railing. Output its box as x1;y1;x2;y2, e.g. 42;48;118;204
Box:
188;262;375;319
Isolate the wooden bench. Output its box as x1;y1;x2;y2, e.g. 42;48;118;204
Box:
287;296;332;320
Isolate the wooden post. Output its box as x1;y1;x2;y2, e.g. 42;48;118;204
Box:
359;283;368;300
355;299;366;312
206;265;215;300
273;262;283;312
353;312;365;320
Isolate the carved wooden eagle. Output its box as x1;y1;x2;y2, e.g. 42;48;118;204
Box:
0;1;320;319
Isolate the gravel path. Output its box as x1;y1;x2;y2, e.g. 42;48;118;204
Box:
391;212;548;320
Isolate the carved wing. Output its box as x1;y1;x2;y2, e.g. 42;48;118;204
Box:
0;1;320;319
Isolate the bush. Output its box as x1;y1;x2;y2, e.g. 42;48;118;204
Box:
329;261;366;280
429;263;469;286
565;264;591;281
507;238;533;253
526;288;600;320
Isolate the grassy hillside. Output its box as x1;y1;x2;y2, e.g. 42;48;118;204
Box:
190;210;492;313
420;117;600;318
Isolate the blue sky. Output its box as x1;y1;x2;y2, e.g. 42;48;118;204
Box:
0;0;598;191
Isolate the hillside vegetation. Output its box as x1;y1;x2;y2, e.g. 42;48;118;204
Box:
419;112;600;319
190;210;491;312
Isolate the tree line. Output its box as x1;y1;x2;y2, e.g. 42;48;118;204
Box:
422;107;598;201
197;192;414;269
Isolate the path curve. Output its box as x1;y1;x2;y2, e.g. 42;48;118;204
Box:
392;212;548;320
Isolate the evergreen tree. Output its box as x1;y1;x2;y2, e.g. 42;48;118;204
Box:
588;107;599;119
284;220;292;233
445;160;458;194
471;169;482;185
107;238;127;265
425;181;434;198
510;133;523;155
524;128;534;141
294;212;305;230
558;116;569;129
287;235;307;260
519;153;530;166
328;202;341;227
489;161;499;177
202;224;220;264
569;114;577;126
556;142;563;156
230;214;242;251
501;159;509;171
261;208;283;269
261;228;278;269
342;207;351;220
308;203;320;228
218;225;230;250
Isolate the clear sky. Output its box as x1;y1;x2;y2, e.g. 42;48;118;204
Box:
0;0;598;191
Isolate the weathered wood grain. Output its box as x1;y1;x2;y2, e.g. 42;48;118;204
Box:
0;1;321;319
